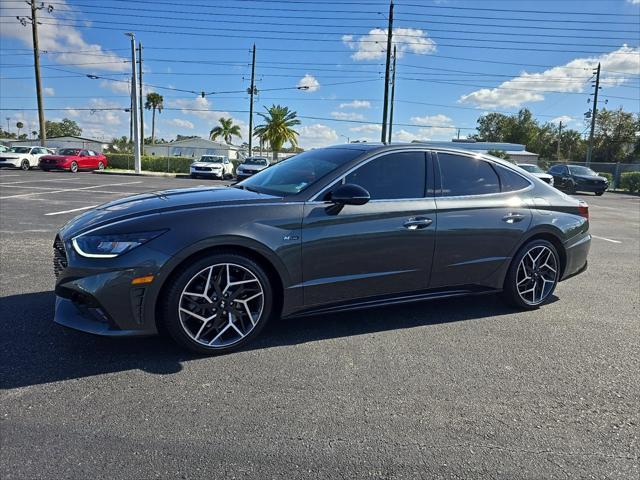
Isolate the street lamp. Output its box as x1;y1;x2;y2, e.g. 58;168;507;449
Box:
339;134;350;144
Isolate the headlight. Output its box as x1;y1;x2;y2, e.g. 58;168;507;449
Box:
72;230;166;258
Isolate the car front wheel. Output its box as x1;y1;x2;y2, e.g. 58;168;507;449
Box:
161;252;274;354
502;239;560;309
20;159;30;171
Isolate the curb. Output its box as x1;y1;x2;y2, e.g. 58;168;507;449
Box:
94;170;191;179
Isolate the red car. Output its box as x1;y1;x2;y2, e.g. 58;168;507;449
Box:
39;148;107;173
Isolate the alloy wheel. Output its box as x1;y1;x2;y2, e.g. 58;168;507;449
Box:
178;263;264;348
516;245;558;305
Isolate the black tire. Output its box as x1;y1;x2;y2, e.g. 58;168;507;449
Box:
567;181;576;194
190;173;198;179
70;161;79;173
98;161;105;171
160;252;275;355
502;239;560;310
595;191;604;196
20;159;30;171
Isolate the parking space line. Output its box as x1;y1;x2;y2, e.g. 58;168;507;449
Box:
45;205;99;216
592;235;622;244
0;178;86;186
0;181;143;200
0;185;63;190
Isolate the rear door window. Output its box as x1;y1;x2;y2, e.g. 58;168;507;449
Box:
495;165;531;192
437;153;500;196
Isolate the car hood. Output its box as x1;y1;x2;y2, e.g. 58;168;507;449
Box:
59;186;282;238
531;172;553;179
575;174;606;182
0;154;20;159
41;155;72;161
191;162;223;168
239;164;267;170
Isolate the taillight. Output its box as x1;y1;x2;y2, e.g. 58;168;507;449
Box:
578;201;589;220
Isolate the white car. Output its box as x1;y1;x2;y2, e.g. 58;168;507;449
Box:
0;146;52;171
517;163;554;186
189;155;234;180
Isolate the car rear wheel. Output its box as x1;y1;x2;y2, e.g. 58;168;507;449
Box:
161;253;274;354
567;181;576;194
502;239;559;309
70;161;78;173
98;161;105;170
595;191;604;196
20;159;29;171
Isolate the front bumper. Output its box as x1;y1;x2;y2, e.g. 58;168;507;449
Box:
575;182;607;193
53;238;169;337
0;158;21;168
190;168;223;178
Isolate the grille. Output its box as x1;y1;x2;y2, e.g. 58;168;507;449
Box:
53;236;68;278
541;177;552;184
195;166;212;171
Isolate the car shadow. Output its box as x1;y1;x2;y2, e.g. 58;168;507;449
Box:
1;290;533;389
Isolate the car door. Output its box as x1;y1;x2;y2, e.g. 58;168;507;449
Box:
300;150;436;307
430;152;533;288
549;165;568;188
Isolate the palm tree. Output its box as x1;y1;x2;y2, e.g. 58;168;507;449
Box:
31;130;38;139
16;121;24;137
209;117;242;144
253;105;300;162
144;92;164;144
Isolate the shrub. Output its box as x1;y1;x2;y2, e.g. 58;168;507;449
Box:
105;153;133;170
105;154;192;173
620;172;640;193
597;172;613;185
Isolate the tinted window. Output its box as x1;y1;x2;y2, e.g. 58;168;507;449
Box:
345;152;426;200
438;154;500;196
240;147;364;196
549;165;562;174
495;165;531;192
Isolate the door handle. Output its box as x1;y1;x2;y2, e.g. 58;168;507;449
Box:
502;213;525;224
403;217;433;230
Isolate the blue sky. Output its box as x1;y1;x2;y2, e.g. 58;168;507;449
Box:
1;0;639;149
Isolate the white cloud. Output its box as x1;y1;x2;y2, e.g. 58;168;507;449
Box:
459;45;640;108
297;123;338;149
550;115;573;125
349;124;381;133
626;0;640;4
297;74;320;92
410;114;453;126
0;1;128;72
166;96;248;141
339;100;371;109
43;87;55;96
343;28;436;61
165;118;195;130
331;111;365;121
63;98;127;140
393;129;418;142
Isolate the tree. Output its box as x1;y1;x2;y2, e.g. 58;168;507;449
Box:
0;129;16;139
16;121;24;137
591;108;640;163
107;135;133;153
209;117;242;144
144;92;164;144
253;105;300;161
31;130;38;139
45;118;82;137
18;133;27;140
486;149;512;161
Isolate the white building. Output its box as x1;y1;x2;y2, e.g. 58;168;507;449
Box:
10;136;109;153
144;137;244;160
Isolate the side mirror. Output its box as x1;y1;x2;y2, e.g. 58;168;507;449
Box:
328;183;370;206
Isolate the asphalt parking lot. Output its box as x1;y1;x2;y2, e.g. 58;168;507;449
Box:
1;169;638;479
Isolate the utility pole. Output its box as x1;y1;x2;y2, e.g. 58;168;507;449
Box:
388;45;397;144
18;2;48;145
380;0;394;143
586;62;600;167
248;44;257;156
126;33;141;173
138;41;144;150
556;120;563;161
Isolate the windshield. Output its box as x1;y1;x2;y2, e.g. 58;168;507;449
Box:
9;147;31;154
58;148;80;156
238;147;364;196
519;164;544;173
244;158;268;166
200;156;224;163
569;166;597;176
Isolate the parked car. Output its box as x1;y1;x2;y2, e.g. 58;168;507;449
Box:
0;145;10;153
236;156;270;180
0;146;50;170
190;155;234;179
517;163;554;186
39;148;107;173
548;164;608;195
52;144;591;355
